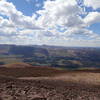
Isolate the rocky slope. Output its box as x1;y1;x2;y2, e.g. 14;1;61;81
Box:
0;67;100;100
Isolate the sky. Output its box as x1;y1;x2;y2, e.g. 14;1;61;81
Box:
0;0;100;47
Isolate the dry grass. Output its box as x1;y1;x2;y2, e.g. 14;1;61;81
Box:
54;72;100;85
0;63;68;78
0;63;100;85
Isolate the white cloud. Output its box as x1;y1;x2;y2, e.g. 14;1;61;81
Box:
36;0;83;28
84;0;100;9
0;0;100;47
0;0;41;30
84;12;100;25
0;16;14;28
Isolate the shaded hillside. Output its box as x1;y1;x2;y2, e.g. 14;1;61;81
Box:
0;63;68;78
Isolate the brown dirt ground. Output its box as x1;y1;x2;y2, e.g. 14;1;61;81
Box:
0;65;100;100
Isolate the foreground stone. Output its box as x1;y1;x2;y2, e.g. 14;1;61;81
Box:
0;77;100;100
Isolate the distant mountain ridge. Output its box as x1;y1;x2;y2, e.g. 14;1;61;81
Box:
0;44;100;69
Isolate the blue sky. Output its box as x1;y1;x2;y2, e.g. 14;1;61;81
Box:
89;23;100;34
8;0;45;16
0;0;100;47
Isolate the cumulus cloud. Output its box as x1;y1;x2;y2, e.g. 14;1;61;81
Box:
84;12;100;26
0;0;41;30
84;0;100;9
0;0;100;46
36;0;83;28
